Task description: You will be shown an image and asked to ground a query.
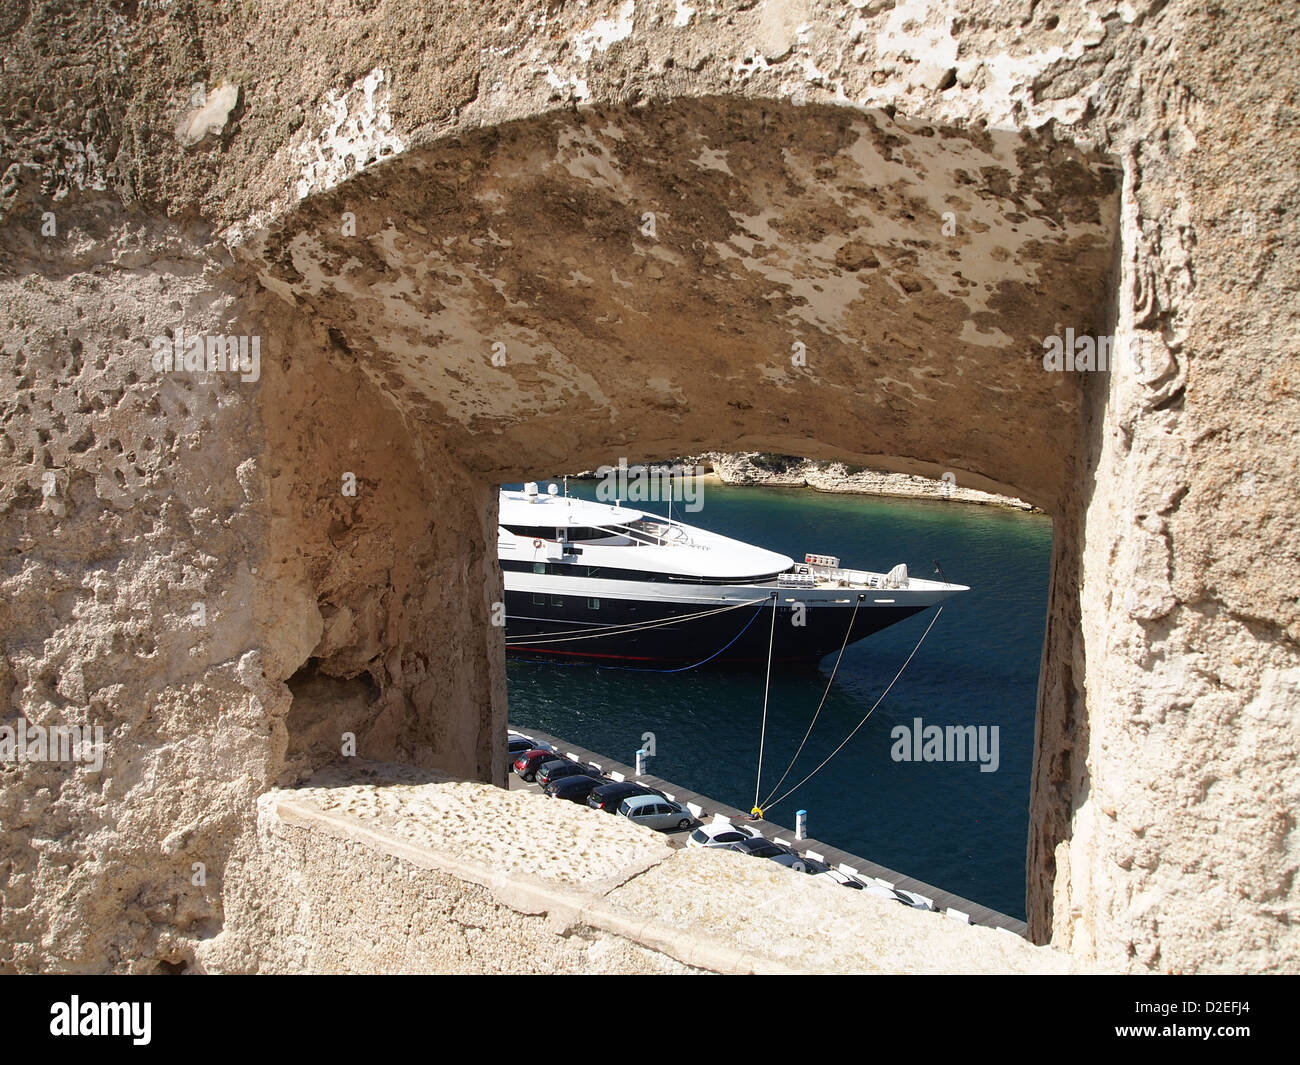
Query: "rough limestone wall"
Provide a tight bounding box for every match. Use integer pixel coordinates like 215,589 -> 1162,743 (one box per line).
256,290 -> 506,785
0,257 -> 505,971
0,0 -> 1295,974
198,764 -> 1080,975
1034,2 -> 1300,972
208,790 -> 700,975
0,206 -> 280,971
1027,378 -> 1099,952
240,94 -> 1116,506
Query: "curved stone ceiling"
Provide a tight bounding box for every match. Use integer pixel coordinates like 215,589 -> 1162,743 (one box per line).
245,97 -> 1120,507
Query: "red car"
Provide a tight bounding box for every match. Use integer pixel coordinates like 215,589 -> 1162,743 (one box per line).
514,748 -> 563,782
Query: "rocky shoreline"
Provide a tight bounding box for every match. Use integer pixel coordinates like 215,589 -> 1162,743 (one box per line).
578,453 -> 1036,512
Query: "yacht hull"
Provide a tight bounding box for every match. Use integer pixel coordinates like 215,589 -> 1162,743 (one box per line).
502,584 -> 932,668
496,483 -> 963,669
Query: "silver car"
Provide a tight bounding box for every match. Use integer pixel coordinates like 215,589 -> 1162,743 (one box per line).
618,793 -> 694,832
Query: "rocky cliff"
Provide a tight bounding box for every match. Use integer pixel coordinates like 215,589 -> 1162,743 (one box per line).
695,452 -> 1035,509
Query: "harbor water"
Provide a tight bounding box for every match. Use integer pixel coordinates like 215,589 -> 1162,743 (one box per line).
504,480 -> 1052,920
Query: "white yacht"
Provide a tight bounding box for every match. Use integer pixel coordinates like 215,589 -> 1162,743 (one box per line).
498,482 -> 966,668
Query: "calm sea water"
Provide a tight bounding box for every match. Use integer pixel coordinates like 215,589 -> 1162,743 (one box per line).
504,480 -> 1052,919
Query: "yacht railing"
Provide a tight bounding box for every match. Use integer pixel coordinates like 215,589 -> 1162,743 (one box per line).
778,561 -> 901,590
584,517 -> 707,550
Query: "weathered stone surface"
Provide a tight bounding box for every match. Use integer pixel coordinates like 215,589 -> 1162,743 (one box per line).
0,0 -> 1296,974
198,763 -> 1079,975
208,768 -> 701,975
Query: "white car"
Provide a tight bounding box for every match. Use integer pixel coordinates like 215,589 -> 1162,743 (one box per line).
686,821 -> 761,849
778,854 -> 867,888
768,851 -> 811,874
803,860 -> 867,889
864,883 -> 936,910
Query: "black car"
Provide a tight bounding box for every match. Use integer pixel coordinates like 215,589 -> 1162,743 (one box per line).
514,748 -> 562,781
535,758 -> 602,788
507,734 -> 545,769
586,780 -> 667,813
545,774 -> 613,802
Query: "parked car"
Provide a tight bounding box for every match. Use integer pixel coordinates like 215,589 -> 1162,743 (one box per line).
788,856 -> 866,888
864,883 -> 935,910
514,748 -> 563,782
586,780 -> 666,813
891,887 -> 937,910
780,855 -> 865,888
722,837 -> 790,863
535,758 -> 601,788
686,821 -> 762,849
724,838 -> 812,870
617,794 -> 694,832
819,869 -> 866,889
768,851 -> 812,874
544,775 -> 612,802
507,733 -> 547,769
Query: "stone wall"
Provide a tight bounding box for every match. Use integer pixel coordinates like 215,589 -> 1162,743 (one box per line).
199,762 -> 1077,975
1,0 -> 1296,973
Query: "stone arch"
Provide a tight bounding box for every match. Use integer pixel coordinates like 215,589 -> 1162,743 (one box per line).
249,98 -> 1118,504
2,0 -> 1295,976
235,97 -> 1119,940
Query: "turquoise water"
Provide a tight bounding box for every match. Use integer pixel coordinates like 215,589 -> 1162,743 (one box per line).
504,481 -> 1053,919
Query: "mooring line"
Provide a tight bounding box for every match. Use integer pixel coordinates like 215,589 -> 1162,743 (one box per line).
763,606 -> 944,814
752,592 -> 778,813
760,593 -> 864,809
610,597 -> 772,674
505,597 -> 756,645
510,597 -> 773,674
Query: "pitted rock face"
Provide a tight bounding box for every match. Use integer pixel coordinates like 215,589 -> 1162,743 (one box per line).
0,0 -> 1297,977
249,99 -> 1118,505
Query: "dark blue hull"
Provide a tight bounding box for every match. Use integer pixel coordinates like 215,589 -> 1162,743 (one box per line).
504,588 -> 928,669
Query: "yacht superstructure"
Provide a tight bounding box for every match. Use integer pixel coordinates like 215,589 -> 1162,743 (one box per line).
498,482 -> 965,667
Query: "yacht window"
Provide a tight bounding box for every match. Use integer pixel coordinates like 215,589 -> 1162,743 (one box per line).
587,598 -> 600,610
532,594 -> 546,606
533,563 -> 546,574
550,596 -> 564,606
